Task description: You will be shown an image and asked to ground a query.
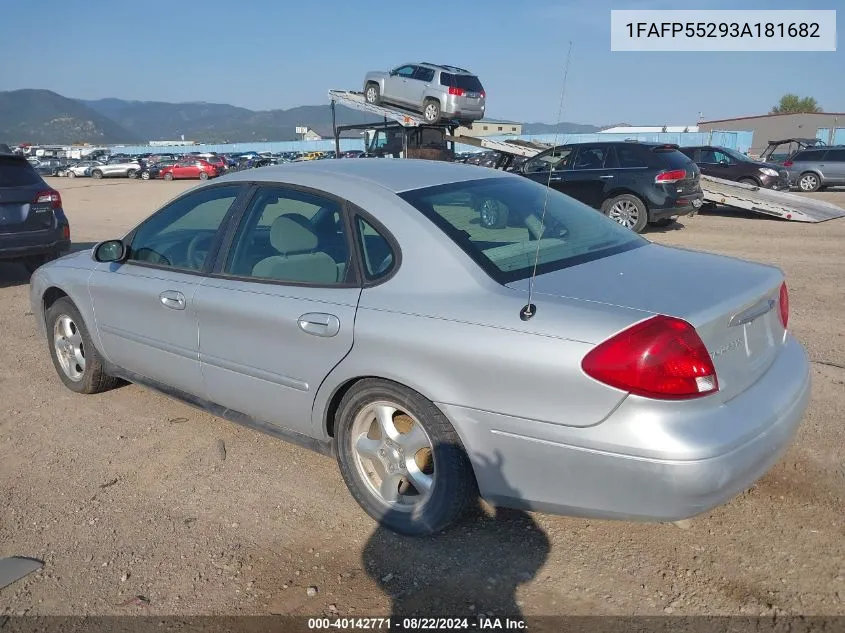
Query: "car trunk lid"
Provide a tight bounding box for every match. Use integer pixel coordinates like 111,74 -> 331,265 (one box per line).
506,243 -> 786,402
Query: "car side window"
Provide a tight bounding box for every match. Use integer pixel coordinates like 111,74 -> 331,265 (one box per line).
572,147 -> 609,170
224,186 -> 351,285
615,145 -> 649,168
824,149 -> 845,162
701,148 -> 733,164
414,67 -> 435,82
396,65 -> 416,78
127,185 -> 241,271
356,217 -> 395,280
523,147 -> 573,173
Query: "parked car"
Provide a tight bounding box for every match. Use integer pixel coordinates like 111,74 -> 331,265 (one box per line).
159,158 -> 219,181
364,62 -> 486,124
91,157 -> 142,179
203,155 -> 228,173
783,146 -> 845,192
512,141 -> 703,233
678,146 -> 789,190
64,160 -> 104,178
30,159 -> 810,536
0,151 -> 70,272
139,160 -> 177,180
759,138 -> 826,165
33,158 -> 68,177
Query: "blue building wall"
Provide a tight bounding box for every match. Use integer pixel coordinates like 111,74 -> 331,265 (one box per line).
112,129 -> 753,156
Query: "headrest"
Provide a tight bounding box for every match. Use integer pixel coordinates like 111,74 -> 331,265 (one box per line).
270,215 -> 318,254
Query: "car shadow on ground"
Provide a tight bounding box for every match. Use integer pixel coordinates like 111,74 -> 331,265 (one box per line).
0,242 -> 98,289
362,451 -> 550,623
697,205 -> 781,221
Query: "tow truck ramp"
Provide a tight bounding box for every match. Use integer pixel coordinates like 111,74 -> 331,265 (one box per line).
700,176 -> 845,223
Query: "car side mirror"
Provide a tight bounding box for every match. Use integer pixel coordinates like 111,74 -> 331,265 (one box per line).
93,239 -> 127,263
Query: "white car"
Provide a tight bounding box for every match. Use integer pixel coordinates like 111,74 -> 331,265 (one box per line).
64,160 -> 104,178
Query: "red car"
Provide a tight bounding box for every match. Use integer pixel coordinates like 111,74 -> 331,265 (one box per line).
160,158 -> 218,180
203,155 -> 227,172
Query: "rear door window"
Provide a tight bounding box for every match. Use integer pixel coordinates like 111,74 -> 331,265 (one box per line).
0,156 -> 42,187
614,144 -> 649,168
414,67 -> 435,82
792,150 -> 825,162
823,149 -> 845,162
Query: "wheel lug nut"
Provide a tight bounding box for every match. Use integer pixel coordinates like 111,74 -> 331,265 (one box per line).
379,449 -> 385,456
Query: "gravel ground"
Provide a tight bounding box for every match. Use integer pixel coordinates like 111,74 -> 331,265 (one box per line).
1,178 -> 843,618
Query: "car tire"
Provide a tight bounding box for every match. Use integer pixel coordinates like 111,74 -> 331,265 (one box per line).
335,378 -> 478,536
199,171 -> 209,180
798,172 -> 821,192
127,169 -> 137,179
91,170 -> 103,179
422,98 -> 441,124
164,172 -> 174,181
738,177 -> 759,187
45,297 -> 120,395
67,170 -> 76,178
601,194 -> 649,233
364,82 -> 381,105
478,198 -> 509,229
140,170 -> 150,180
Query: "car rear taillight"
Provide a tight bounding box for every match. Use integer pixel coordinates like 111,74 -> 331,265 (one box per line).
654,169 -> 688,184
62,224 -> 70,240
480,91 -> 486,98
34,189 -> 61,209
448,86 -> 466,97
779,282 -> 789,329
783,160 -> 794,167
581,315 -> 719,400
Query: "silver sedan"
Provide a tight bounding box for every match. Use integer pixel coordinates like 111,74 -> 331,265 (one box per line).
29,159 -> 811,536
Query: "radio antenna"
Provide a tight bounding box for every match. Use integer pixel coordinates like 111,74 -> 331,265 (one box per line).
520,41 -> 574,321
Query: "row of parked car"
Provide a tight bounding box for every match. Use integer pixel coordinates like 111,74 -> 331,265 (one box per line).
27,149 -> 381,182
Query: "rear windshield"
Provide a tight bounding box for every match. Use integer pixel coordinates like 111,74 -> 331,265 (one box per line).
440,73 -> 484,92
0,156 -> 43,187
398,176 -> 644,284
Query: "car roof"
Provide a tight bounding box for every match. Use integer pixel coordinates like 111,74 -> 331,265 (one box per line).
217,158 -> 510,193
416,62 -> 473,74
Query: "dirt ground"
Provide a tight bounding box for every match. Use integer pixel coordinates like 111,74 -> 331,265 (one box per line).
1,177 -> 843,618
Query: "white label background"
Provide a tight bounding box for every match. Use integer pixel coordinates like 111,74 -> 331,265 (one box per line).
610,10 -> 837,52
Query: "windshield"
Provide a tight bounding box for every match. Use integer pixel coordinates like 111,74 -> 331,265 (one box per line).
399,176 -> 645,284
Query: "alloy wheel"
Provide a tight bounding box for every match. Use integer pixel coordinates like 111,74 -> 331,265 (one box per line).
53,315 -> 86,382
607,199 -> 640,229
350,401 -> 435,511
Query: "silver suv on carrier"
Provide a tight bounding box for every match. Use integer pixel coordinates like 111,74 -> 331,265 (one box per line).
363,63 -> 486,125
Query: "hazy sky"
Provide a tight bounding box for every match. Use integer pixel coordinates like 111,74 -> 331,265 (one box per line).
0,0 -> 841,124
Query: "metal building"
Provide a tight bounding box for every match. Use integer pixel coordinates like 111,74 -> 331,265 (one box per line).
698,112 -> 845,156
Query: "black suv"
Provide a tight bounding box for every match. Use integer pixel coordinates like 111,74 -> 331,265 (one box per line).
0,151 -> 71,272
678,145 -> 789,190
512,141 -> 703,233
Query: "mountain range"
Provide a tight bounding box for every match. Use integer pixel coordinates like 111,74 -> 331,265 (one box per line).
0,88 -> 602,145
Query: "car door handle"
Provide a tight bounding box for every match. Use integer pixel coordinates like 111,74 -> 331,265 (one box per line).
548,175 -> 563,181
298,313 -> 340,338
159,290 -> 186,310
599,175 -> 614,179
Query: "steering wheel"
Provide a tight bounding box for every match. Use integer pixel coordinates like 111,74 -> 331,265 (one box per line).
186,233 -> 214,269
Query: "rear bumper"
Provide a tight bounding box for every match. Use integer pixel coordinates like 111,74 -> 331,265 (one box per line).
440,335 -> 811,522
0,230 -> 70,261
649,193 -> 704,221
